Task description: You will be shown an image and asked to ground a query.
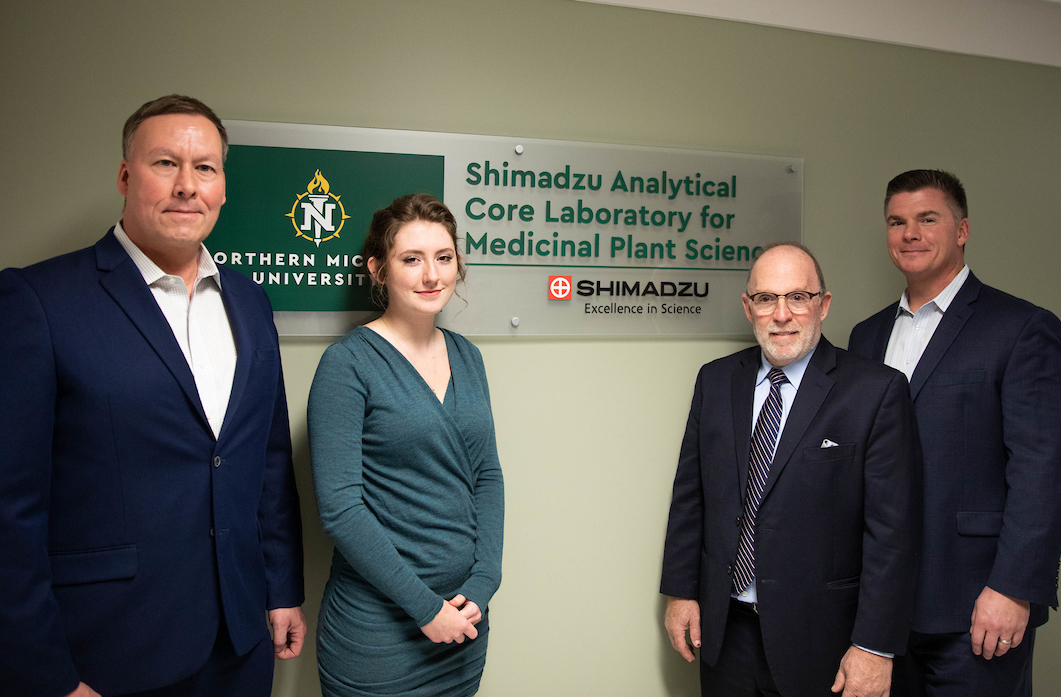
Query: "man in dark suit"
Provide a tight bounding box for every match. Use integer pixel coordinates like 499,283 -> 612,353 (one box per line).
0,95 -> 306,697
662,243 -> 922,697
849,170 -> 1061,696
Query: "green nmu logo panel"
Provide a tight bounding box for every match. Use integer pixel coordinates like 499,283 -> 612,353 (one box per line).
209,145 -> 444,312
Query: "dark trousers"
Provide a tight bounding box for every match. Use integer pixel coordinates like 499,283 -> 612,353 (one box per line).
117,621 -> 274,697
892,629 -> 1035,697
700,599 -> 782,697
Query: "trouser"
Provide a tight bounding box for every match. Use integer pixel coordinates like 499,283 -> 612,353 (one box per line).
117,619 -> 274,697
700,599 -> 782,697
892,628 -> 1035,697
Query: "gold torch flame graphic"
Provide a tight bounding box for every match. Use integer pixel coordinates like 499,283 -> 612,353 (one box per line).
307,169 -> 330,195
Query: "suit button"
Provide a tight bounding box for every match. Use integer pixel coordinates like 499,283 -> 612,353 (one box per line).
213,456 -> 221,468
209,527 -> 215,537
726,565 -> 732,575
735,516 -> 742,527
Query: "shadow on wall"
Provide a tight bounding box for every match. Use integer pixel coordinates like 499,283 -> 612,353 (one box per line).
272,419 -> 328,697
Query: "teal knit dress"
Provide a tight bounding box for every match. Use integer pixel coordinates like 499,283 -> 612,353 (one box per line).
309,327 -> 504,697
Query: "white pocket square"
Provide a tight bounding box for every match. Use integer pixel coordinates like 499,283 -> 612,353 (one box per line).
820,439 -> 840,448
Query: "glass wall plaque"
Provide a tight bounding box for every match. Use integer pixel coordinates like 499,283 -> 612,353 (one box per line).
213,121 -> 802,336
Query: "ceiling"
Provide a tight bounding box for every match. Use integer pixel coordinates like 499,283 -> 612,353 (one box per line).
574,0 -> 1061,68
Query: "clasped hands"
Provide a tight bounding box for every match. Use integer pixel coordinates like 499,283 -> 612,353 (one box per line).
421,594 -> 482,644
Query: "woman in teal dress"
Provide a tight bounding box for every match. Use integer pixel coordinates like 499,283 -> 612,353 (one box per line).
309,194 -> 504,697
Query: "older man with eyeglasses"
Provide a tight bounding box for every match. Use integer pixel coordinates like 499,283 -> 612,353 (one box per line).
661,242 -> 923,697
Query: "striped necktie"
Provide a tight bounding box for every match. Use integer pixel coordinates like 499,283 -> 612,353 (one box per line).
733,367 -> 789,594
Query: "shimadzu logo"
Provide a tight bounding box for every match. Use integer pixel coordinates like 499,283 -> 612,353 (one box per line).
284,170 -> 351,247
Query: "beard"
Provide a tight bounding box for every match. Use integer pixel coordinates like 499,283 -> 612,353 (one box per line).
753,321 -> 821,367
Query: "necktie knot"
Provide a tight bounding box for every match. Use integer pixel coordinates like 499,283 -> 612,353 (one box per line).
767,367 -> 788,388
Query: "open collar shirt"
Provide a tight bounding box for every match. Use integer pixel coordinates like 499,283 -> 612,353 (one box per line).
885,265 -> 970,381
114,221 -> 237,439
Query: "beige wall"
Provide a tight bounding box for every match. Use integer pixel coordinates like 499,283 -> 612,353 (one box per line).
2,1 -> 1059,695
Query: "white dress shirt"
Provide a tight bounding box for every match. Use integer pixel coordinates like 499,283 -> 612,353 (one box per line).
885,265 -> 970,380
113,222 -> 237,438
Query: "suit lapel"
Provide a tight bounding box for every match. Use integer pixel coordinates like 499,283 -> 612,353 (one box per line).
219,267 -> 254,440
760,337 -> 837,502
732,349 -> 760,501
907,274 -> 980,401
869,304 -> 898,362
95,230 -> 210,429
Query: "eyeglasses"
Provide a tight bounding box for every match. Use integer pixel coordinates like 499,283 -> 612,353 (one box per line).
746,291 -> 821,314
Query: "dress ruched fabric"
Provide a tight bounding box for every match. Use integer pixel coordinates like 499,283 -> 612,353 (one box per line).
309,326 -> 504,697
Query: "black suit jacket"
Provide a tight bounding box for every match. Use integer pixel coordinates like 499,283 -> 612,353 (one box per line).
849,272 -> 1061,633
0,230 -> 305,696
661,337 -> 922,697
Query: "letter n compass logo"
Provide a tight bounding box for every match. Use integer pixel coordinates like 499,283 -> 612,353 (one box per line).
285,170 -> 351,247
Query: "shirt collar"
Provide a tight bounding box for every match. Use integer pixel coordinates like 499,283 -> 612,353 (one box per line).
757,342 -> 817,392
895,265 -> 969,318
113,220 -> 222,290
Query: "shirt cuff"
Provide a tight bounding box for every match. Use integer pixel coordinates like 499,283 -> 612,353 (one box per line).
854,644 -> 894,659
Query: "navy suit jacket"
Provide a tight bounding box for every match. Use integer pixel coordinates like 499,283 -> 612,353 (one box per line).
0,230 -> 305,696
661,337 -> 922,697
849,272 -> 1061,633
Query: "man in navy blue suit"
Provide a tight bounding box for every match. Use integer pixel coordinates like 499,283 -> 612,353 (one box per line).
849,170 -> 1061,696
0,96 -> 306,696
662,243 -> 922,697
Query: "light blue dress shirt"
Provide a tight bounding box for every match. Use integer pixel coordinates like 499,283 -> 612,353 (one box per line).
732,345 -> 816,604
732,342 -> 894,658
